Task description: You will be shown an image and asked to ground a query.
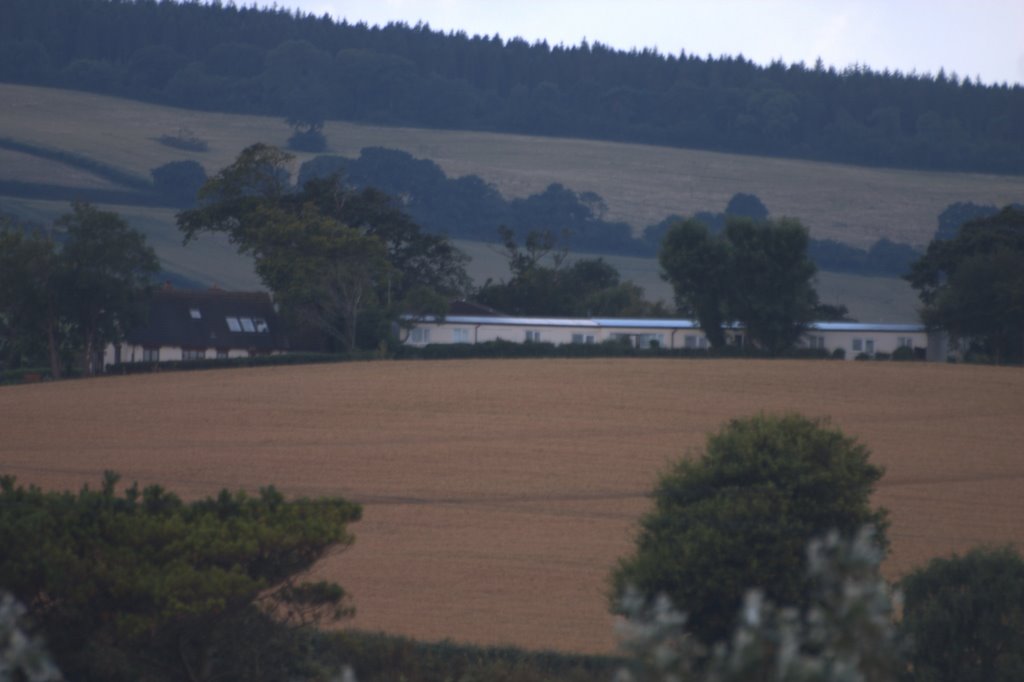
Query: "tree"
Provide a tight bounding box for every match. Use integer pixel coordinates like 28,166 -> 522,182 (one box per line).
1,205 -> 158,377
0,472 -> 361,682
658,219 -> 732,348
900,546 -> 1024,682
659,216 -> 819,353
151,160 -> 207,207
610,413 -> 888,647
906,206 -> 1024,363
616,528 -> 903,682
179,144 -> 470,351
726,217 -> 819,354
0,226 -> 63,376
476,227 -> 665,317
56,202 -> 160,375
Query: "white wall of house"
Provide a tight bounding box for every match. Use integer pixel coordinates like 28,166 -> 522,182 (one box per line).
104,343 -> 269,367
403,316 -> 928,359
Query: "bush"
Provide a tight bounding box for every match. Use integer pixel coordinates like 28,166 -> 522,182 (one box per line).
900,546 -> 1024,682
287,128 -> 328,152
610,413 -> 888,646
892,345 -> 915,361
156,128 -> 209,152
831,347 -> 846,360
616,528 -> 904,682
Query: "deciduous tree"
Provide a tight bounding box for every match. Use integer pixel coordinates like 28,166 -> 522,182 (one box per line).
610,414 -> 888,647
906,206 -> 1024,363
659,216 -> 819,353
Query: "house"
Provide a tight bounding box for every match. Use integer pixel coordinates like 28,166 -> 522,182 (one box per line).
400,313 -> 930,359
104,288 -> 286,368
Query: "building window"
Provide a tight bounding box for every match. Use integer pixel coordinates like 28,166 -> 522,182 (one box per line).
865,339 -> 875,354
182,349 -> 206,361
409,328 -> 430,344
253,318 -> 269,333
216,349 -> 229,359
852,338 -> 863,352
807,335 -> 825,349
571,333 -> 596,344
637,333 -> 663,349
525,330 -> 541,342
685,335 -> 707,349
142,347 -> 159,362
226,317 -> 242,332
898,336 -> 913,348
189,307 -> 202,319
239,317 -> 256,332
452,328 -> 470,343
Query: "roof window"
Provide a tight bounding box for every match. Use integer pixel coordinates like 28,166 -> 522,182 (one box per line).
226,317 -> 242,332
189,308 -> 202,319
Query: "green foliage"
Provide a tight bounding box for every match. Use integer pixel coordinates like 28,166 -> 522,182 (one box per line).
616,528 -> 904,682
611,414 -> 888,647
156,128 -> 209,152
5,0 -> 1023,174
318,631 -> 619,682
56,202 -> 160,374
0,591 -> 63,681
150,159 -> 207,207
659,217 -> 820,353
0,473 -> 361,682
179,144 -> 470,351
475,227 -> 667,317
906,206 -> 1024,363
900,546 -> 1024,682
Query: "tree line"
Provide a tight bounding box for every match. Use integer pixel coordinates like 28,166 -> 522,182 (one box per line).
2,0 -> 1023,174
300,147 -> 924,278
3,148 -> 1020,376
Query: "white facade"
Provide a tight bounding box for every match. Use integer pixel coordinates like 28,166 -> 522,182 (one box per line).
402,315 -> 928,359
103,343 -> 262,367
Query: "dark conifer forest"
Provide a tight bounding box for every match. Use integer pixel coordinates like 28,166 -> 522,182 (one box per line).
2,0 -> 1023,175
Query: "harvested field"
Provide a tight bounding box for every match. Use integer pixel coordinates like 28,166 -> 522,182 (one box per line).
2,358 -> 1023,654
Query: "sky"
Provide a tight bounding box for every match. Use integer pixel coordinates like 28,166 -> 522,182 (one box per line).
267,0 -> 1024,87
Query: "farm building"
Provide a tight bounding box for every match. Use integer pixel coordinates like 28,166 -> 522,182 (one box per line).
104,288 -> 286,367
400,313 -> 930,359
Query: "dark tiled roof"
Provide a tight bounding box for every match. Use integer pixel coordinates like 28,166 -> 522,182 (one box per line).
127,289 -> 286,352
448,299 -> 506,316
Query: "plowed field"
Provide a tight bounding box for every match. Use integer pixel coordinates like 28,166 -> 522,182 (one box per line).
2,359 -> 1023,654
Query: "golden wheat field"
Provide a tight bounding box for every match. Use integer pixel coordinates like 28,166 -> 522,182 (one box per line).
2,359 -> 1023,654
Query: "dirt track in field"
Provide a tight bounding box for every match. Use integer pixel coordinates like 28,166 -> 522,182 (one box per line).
2,359 -> 1023,654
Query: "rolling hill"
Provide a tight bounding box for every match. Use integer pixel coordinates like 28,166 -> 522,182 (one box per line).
3,82 -> 1022,319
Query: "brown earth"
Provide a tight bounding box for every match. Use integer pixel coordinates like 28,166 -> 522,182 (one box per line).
2,359 -> 1023,654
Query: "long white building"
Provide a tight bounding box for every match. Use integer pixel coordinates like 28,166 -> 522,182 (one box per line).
401,314 -> 933,359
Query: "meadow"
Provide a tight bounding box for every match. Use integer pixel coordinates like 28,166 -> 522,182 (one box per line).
2,358 -> 1022,654
7,82 -> 1020,320
3,83 -> 1023,249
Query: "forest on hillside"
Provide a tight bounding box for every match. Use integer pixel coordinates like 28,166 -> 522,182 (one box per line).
2,0 -> 1023,175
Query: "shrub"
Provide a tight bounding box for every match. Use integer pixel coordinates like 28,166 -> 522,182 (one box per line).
900,546 -> 1024,682
616,528 -> 904,682
287,128 -> 328,152
831,347 -> 846,360
157,128 -> 209,152
892,345 -> 915,361
610,413 -> 888,646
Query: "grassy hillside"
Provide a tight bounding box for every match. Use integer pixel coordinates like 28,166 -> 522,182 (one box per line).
3,359 -> 1023,653
2,82 -> 1014,319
